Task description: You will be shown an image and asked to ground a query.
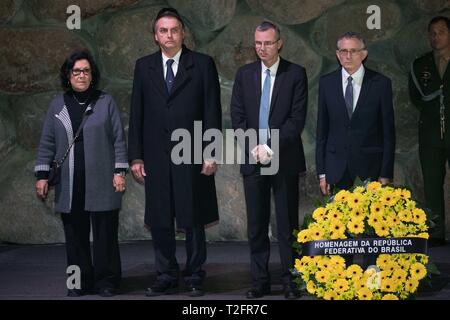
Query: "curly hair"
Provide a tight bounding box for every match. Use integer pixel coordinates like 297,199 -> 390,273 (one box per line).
59,49 -> 100,90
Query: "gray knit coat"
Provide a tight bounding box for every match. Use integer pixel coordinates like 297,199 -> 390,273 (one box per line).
35,92 -> 128,213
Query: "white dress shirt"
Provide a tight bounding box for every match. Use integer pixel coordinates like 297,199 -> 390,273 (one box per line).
261,57 -> 280,107
341,64 -> 365,111
258,57 -> 280,156
162,49 -> 182,79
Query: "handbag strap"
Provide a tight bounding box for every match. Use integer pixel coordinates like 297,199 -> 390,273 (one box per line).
55,99 -> 97,166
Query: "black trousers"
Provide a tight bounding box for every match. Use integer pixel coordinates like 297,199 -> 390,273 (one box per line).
150,226 -> 206,286
419,142 -> 450,240
150,165 -> 207,287
243,171 -> 299,289
61,210 -> 121,292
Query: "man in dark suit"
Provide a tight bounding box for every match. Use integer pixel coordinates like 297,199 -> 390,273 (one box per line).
128,8 -> 221,297
230,21 -> 307,299
409,16 -> 450,247
316,32 -> 395,194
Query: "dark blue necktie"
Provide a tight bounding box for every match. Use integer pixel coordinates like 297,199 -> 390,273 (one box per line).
166,59 -> 175,93
259,69 -> 271,144
345,75 -> 353,119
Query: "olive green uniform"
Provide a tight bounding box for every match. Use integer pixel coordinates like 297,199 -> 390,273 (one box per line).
409,51 -> 450,242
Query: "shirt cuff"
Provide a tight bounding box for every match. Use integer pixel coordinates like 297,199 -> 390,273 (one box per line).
262,144 -> 274,156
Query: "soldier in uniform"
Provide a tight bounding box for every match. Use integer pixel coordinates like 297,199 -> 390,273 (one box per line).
409,16 -> 450,247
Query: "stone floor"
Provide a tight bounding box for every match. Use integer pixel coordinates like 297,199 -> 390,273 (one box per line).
0,241 -> 449,300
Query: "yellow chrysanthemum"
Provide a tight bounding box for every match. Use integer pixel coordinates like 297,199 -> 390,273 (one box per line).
316,270 -> 331,283
400,189 -> 411,200
347,219 -> 364,234
381,278 -> 396,293
327,209 -> 341,221
329,256 -> 346,268
295,258 -> 306,273
382,294 -> 399,300
379,191 -> 399,207
354,278 -> 367,291
410,263 -> 427,280
405,278 -> 419,293
347,193 -> 364,209
309,225 -> 325,240
333,279 -> 349,293
392,269 -> 407,283
368,212 -> 383,227
354,186 -> 365,194
297,229 -> 310,243
367,181 -> 382,191
398,209 -> 412,222
334,190 -> 349,202
330,230 -> 346,240
370,203 -> 384,215
350,207 -> 366,220
317,257 -> 330,269
346,264 -> 363,278
323,290 -> 339,300
374,221 -> 390,237
357,288 -> 373,300
306,281 -> 316,294
386,214 -> 400,226
376,254 -> 392,268
412,208 -> 427,225
313,207 -> 326,222
330,220 -> 346,235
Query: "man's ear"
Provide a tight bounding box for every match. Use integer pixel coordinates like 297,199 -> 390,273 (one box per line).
277,38 -> 283,51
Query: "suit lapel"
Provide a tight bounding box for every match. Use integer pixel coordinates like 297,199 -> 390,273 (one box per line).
253,62 -> 262,112
334,68 -> 349,122
269,58 -> 286,119
352,67 -> 374,120
148,52 -> 168,99
169,46 -> 193,99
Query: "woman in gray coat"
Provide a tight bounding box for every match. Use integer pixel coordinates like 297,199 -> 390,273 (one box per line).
35,50 -> 128,297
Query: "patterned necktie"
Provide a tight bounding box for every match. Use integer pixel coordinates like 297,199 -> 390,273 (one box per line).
345,75 -> 353,119
259,69 -> 271,144
166,59 -> 175,93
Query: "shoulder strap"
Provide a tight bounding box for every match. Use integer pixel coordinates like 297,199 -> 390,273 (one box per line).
55,96 -> 99,166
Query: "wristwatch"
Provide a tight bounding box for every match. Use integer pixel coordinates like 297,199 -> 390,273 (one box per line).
114,171 -> 126,178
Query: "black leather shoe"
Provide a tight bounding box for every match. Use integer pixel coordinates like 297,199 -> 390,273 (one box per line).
187,286 -> 204,297
98,288 -> 116,297
246,287 -> 271,299
145,281 -> 178,297
284,287 -> 301,300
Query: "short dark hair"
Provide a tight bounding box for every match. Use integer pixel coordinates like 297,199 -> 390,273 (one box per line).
256,21 -> 281,40
153,7 -> 185,33
60,49 -> 100,90
428,16 -> 450,32
337,31 -> 367,50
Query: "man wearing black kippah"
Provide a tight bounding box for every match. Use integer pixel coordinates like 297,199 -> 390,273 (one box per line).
128,7 -> 222,297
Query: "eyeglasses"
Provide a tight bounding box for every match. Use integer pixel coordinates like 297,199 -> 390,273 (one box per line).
255,40 -> 279,48
71,68 -> 91,76
337,48 -> 366,56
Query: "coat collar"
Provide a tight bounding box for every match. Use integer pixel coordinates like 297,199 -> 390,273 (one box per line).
148,45 -> 194,99
252,57 -> 288,119
333,66 -> 376,122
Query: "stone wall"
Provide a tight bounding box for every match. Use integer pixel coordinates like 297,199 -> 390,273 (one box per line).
0,0 -> 449,244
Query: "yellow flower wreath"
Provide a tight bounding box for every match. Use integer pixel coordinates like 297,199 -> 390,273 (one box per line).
293,181 -> 434,300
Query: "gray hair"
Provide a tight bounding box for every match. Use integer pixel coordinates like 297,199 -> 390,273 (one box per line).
336,31 -> 366,50
256,21 -> 281,40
